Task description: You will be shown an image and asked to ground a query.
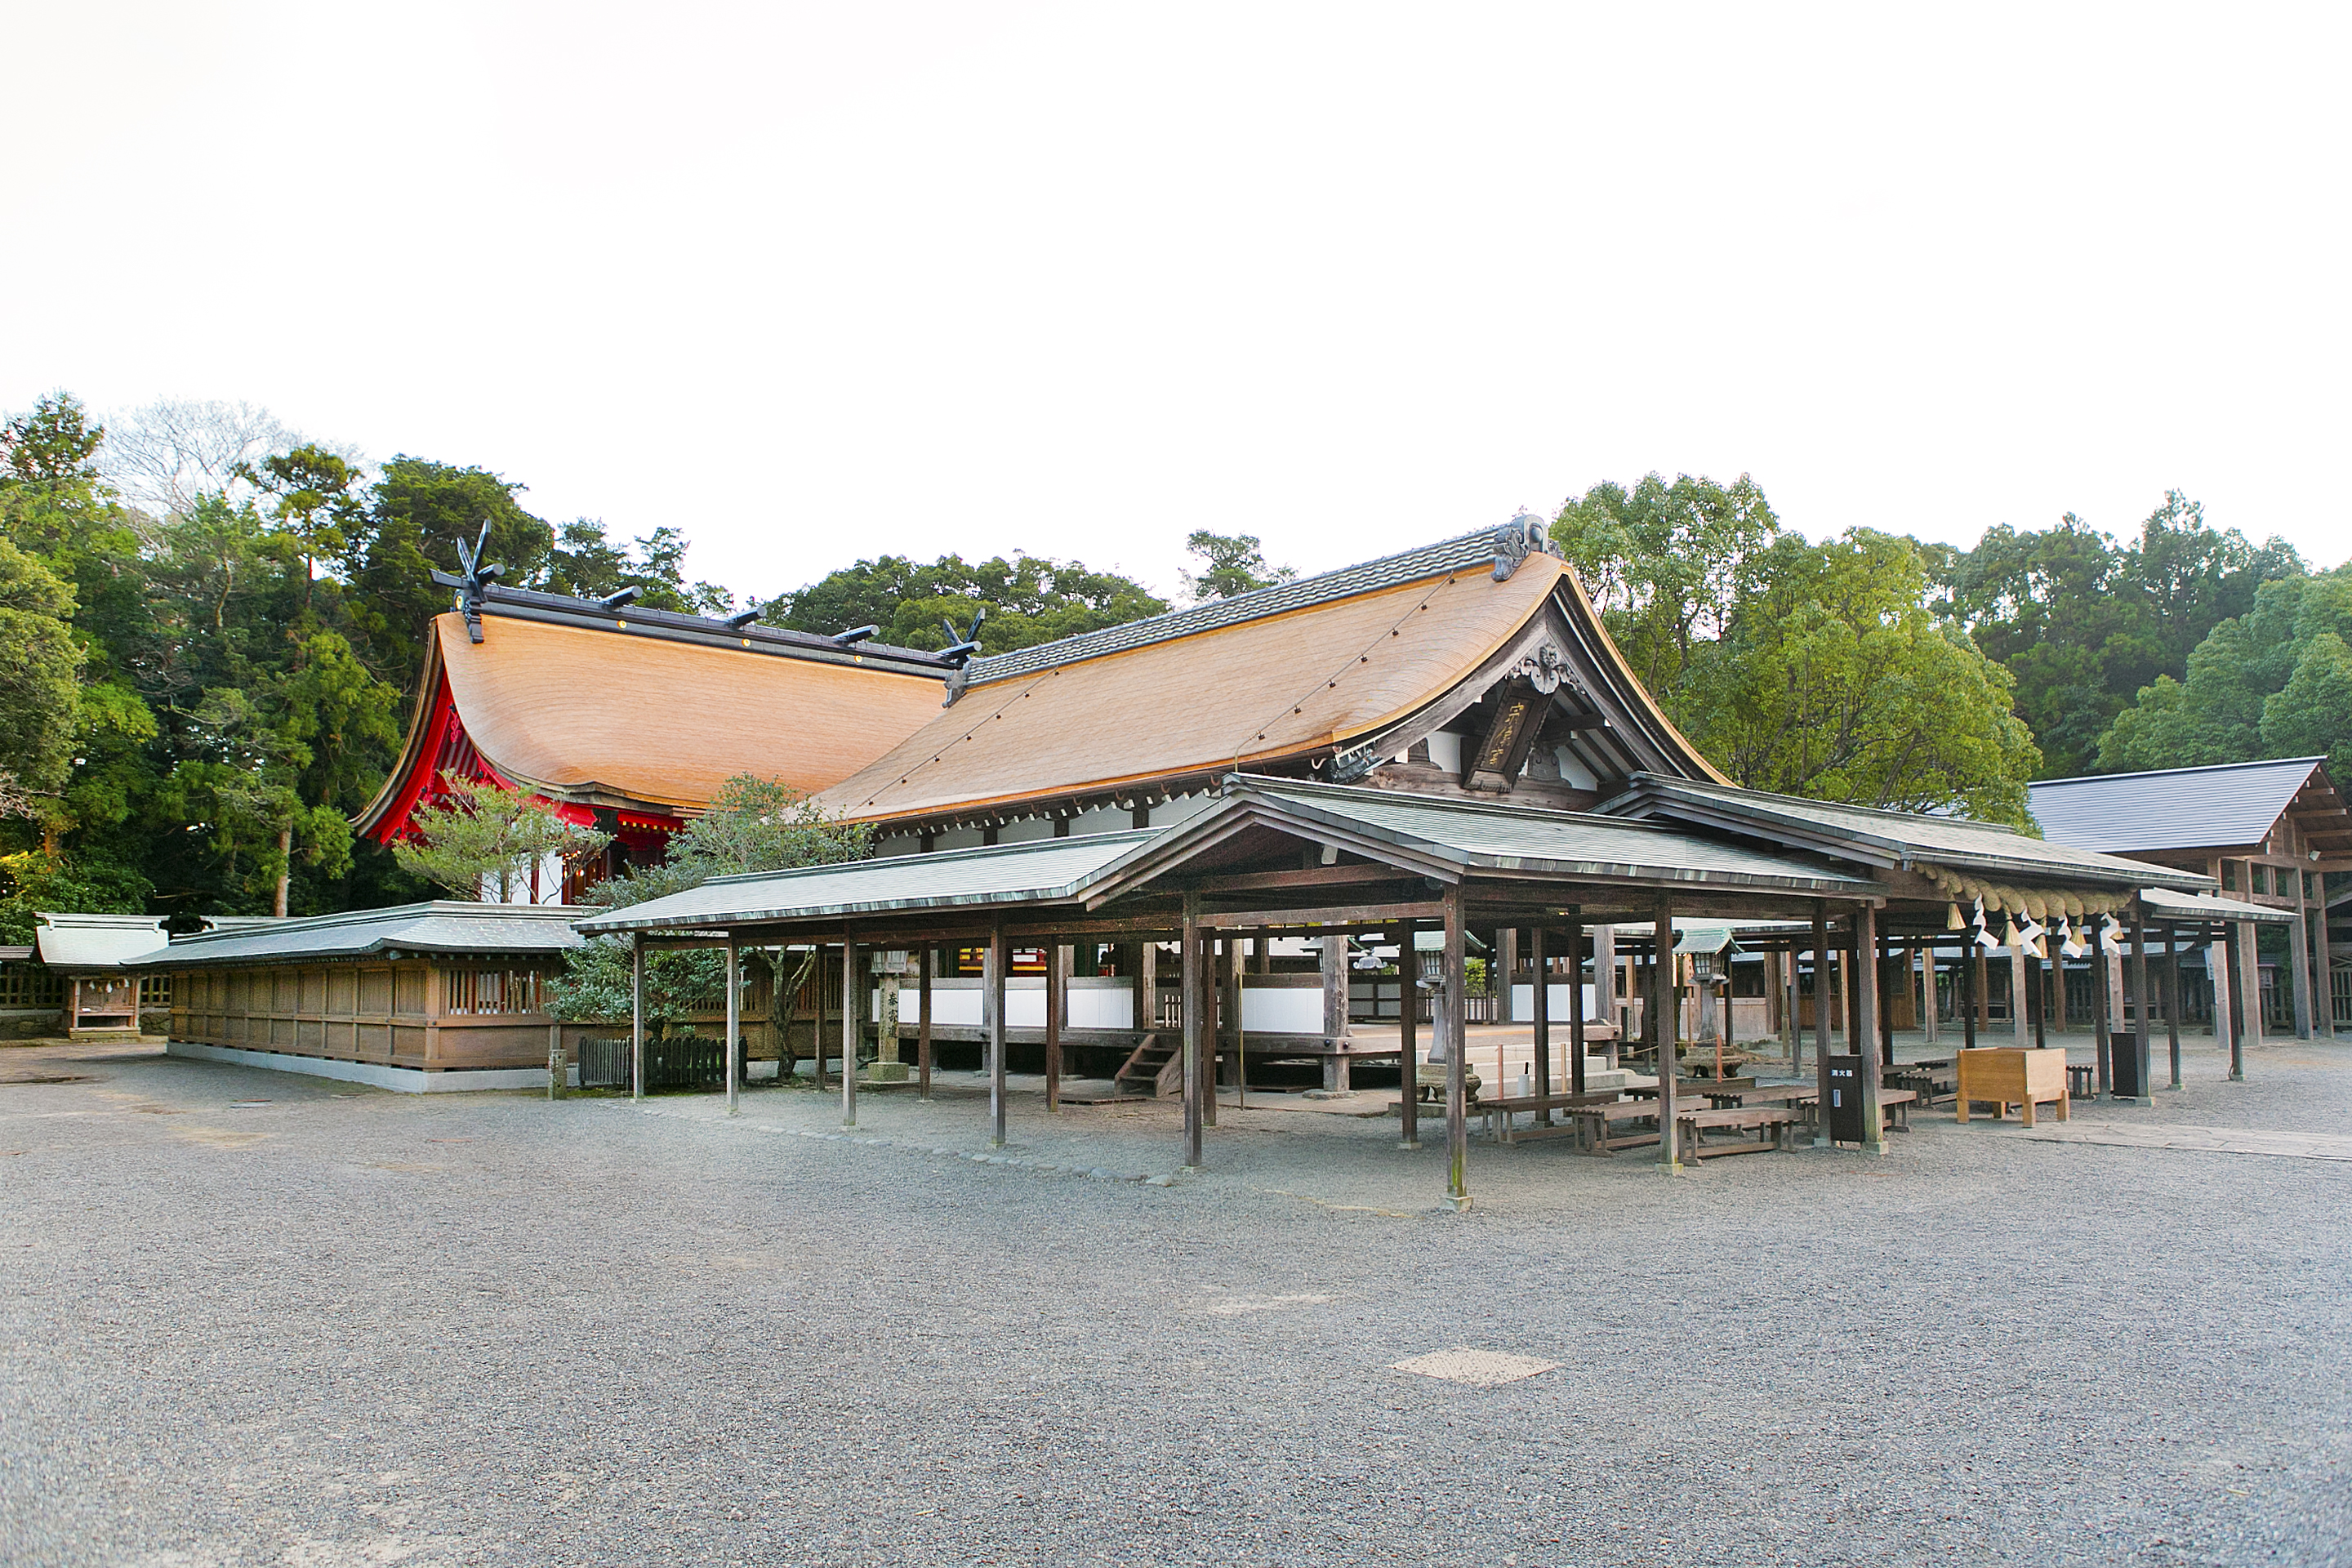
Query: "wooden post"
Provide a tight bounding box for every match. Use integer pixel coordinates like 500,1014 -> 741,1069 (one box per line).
2029,947 -> 2047,1052
630,932 -> 644,1102
1181,899 -> 1203,1168
724,938 -> 742,1117
840,930 -> 859,1128
1499,927 -> 1519,1024
1877,929 -> 1895,1069
1045,939 -> 1064,1113
1202,933 -> 1221,1128
2222,924 -> 2247,1080
2289,893 -> 2314,1040
987,923 -> 1009,1145
1395,921 -> 1419,1152
917,946 -> 933,1099
813,942 -> 829,1091
1961,939 -> 1976,1052
1443,883 -> 1470,1209
1975,947 -> 1990,1031
1530,924 -> 1550,1111
1811,907 -> 1831,1143
2129,903 -> 2152,1102
1319,929 -> 1351,1093
2092,931 -> 2113,1096
1592,921 -> 1617,1066
1921,944 -> 1939,1045
1566,914 -> 1587,1098
1653,896 -> 1680,1173
2009,940 -> 2031,1049
2315,882 -> 2337,1040
2235,919 -> 2264,1054
2160,924 -> 2181,1089
1855,902 -> 1885,1156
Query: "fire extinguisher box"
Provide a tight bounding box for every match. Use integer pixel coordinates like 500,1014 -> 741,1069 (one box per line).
1825,1054 -> 1868,1143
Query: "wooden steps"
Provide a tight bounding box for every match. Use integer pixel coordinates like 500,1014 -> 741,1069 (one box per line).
1112,1033 -> 1180,1098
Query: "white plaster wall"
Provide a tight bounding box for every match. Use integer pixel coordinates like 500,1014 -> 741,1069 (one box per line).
874,834 -> 921,858
1067,984 -> 1134,1030
996,818 -> 1056,845
1069,805 -> 1133,836
1511,983 -> 1601,1019
931,826 -> 987,852
1240,985 -> 1323,1034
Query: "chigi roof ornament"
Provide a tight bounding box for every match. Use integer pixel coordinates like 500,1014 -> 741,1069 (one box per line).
1491,510 -> 1555,581
448,522 -> 506,644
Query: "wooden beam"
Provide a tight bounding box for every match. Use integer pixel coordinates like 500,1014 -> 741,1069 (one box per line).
1178,862 -> 1415,895
1196,899 -> 1447,930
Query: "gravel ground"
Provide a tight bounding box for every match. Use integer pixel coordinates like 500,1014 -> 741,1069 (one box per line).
2,1031 -> 2347,1567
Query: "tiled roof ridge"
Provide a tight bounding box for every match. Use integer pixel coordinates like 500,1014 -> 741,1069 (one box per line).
2029,756 -> 2328,790
693,829 -> 1162,889
164,899 -> 586,947
963,525 -> 1537,686
1627,773 -> 2035,838
470,583 -> 953,671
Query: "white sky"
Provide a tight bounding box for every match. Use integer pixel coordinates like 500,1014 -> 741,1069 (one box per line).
5,2 -> 2346,604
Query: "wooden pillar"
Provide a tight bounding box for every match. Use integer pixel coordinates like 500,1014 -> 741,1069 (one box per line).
1855,902 -> 1885,1156
2235,919 -> 2264,1053
1394,921 -> 1420,1151
840,930 -> 859,1128
2128,904 -> 2152,1102
1045,939 -> 1064,1113
1974,948 -> 1990,1031
987,923 -> 1009,1146
1499,927 -> 1519,1023
812,942 -> 829,1090
2092,931 -> 2113,1096
1653,896 -> 1681,1173
2289,896 -> 2314,1040
1222,936 -> 1244,1093
1138,938 -> 1158,1035
2009,940 -> 2031,1049
1320,929 -> 1351,1091
917,947 -> 933,1099
2222,924 -> 2247,1081
1811,909 -> 1832,1139
2163,925 -> 2183,1089
1842,928 -> 1861,1050
629,932 -> 644,1102
2029,947 -> 2047,1052
1566,915 -> 1587,1098
1592,922 -> 1617,1064
724,939 -> 742,1117
2317,884 -> 2338,1040
1443,883 -> 1470,1209
1530,924 -> 1550,1107
1920,944 -> 1939,1045
1961,939 -> 1976,1052
1877,929 -> 1895,1068
1181,900 -> 1203,1168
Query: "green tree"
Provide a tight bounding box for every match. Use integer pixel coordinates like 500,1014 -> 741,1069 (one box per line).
2098,561 -> 2352,775
393,775 -> 611,904
2260,633 -> 2352,775
1686,531 -> 2041,822
345,457 -> 554,689
1552,474 -> 1781,701
534,519 -> 734,614
238,443 -> 367,607
1180,530 -> 1295,602
547,776 -> 871,1050
764,552 -> 1168,656
0,536 -> 84,808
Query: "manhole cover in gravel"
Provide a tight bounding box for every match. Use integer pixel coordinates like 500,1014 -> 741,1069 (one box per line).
1392,1348 -> 1559,1387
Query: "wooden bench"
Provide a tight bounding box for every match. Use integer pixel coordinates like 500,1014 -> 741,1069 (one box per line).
1955,1047 -> 2069,1128
1674,1105 -> 1802,1159
1477,1089 -> 1626,1143
1571,1100 -> 1665,1156
1877,1086 -> 1917,1131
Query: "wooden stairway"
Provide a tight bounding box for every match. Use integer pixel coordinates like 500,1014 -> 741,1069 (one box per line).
1111,1033 -> 1182,1098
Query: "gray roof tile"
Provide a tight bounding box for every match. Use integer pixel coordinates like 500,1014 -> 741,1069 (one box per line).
132,902 -> 587,968
2027,758 -> 2327,854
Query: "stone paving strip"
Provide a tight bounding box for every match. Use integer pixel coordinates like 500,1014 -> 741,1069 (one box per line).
2013,1119 -> 2352,1161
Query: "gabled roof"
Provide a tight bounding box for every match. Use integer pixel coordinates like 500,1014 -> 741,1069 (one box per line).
813,527 -> 1721,829
356,603 -> 952,838
2026,757 -> 2335,854
130,902 -> 586,969
580,777 -> 1877,936
1597,774 -> 2212,892
34,913 -> 170,971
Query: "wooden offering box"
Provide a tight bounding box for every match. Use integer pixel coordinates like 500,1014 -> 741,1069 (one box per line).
1954,1047 -> 2069,1127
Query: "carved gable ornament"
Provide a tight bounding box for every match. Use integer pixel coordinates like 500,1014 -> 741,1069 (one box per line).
1490,512 -> 1557,581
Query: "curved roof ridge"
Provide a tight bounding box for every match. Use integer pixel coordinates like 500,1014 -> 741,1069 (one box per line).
963,525 -> 1530,685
